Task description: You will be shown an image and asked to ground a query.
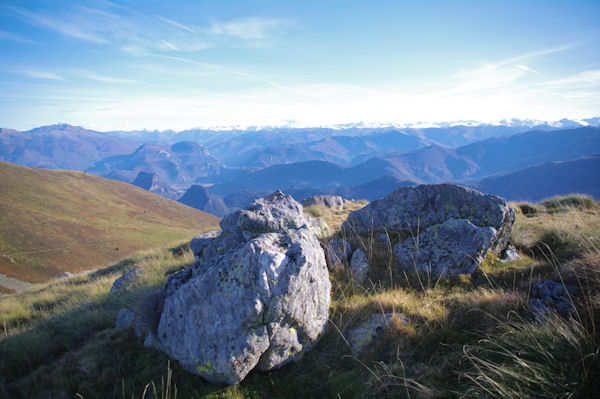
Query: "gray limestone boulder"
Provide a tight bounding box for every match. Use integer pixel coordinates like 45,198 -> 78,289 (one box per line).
149,191 -> 331,385
325,239 -> 352,268
350,248 -> 370,283
109,268 -> 146,295
393,218 -> 497,277
342,184 -> 515,255
302,195 -> 344,210
190,230 -> 221,259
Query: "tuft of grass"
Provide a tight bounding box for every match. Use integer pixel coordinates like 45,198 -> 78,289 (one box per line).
460,315 -> 599,399
540,194 -> 598,213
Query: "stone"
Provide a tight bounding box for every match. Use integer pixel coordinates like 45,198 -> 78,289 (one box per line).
109,268 -> 146,295
393,218 -> 497,277
500,244 -> 521,263
190,230 -> 221,259
301,195 -> 344,210
115,308 -> 136,330
347,313 -> 408,354
342,184 -> 515,255
56,272 -> 73,279
350,248 -> 370,283
325,239 -> 352,268
151,191 -> 331,385
308,217 -> 331,238
529,280 -> 577,318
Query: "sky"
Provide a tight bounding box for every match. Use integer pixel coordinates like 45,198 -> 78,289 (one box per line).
0,0 -> 599,131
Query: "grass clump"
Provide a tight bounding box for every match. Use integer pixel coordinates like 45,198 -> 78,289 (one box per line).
461,315 -> 599,399
541,194 -> 598,213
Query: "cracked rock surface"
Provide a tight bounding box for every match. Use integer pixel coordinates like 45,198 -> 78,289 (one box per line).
150,191 -> 331,385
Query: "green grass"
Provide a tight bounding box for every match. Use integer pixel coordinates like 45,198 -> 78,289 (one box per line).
0,161 -> 219,283
0,195 -> 598,398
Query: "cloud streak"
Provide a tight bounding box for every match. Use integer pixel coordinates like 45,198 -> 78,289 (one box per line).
209,17 -> 289,40
0,30 -> 38,44
16,69 -> 65,81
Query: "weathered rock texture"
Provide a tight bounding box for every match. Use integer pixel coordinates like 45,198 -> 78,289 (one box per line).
148,191 -> 331,385
301,195 -> 344,210
347,313 -> 408,354
342,184 -> 515,254
342,184 -> 516,277
394,218 -> 496,276
325,239 -> 352,268
529,280 -> 577,318
190,230 -> 221,260
350,248 -> 370,283
109,268 -> 146,295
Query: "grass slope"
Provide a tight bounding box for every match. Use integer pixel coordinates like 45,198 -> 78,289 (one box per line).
0,195 -> 598,398
0,161 -> 219,283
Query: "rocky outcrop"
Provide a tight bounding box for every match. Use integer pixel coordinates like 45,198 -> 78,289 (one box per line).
342,184 -> 516,277
325,239 -> 352,268
342,184 -> 515,255
307,217 -> 331,238
394,219 -> 496,276
116,308 -> 136,330
301,195 -> 344,210
109,268 -> 146,295
190,230 -> 221,260
178,185 -> 230,217
145,191 -> 330,385
132,171 -> 183,201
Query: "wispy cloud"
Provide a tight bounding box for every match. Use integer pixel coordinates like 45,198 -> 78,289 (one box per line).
155,16 -> 195,33
209,17 -> 289,40
543,69 -> 600,88
16,69 -> 65,81
0,30 -> 38,44
516,64 -> 539,74
74,70 -> 142,84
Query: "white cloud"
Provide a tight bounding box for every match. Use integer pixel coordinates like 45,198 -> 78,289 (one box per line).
516,64 -> 539,74
0,30 -> 39,44
74,70 -> 143,84
17,69 -> 65,81
155,16 -> 195,33
209,17 -> 288,40
544,69 -> 600,88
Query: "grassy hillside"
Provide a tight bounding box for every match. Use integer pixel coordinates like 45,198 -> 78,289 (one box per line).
0,194 -> 597,398
0,161 -> 219,284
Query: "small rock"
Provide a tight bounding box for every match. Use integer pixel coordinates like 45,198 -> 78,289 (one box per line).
302,195 -> 344,210
500,244 -> 521,263
190,230 -> 221,259
308,217 -> 331,238
529,280 -> 577,318
56,272 -> 73,279
115,308 -> 136,329
348,313 -> 407,354
325,239 -> 352,268
109,268 -> 146,295
350,248 -> 370,283
393,218 -> 496,277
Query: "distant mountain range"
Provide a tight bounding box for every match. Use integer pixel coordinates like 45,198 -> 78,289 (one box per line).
1,120 -> 599,216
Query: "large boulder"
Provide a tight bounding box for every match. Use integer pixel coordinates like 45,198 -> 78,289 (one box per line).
109,268 -> 146,295
301,195 -> 344,210
393,218 -> 496,276
190,230 -> 221,260
148,191 -> 331,385
325,239 -> 352,268
342,184 -> 515,255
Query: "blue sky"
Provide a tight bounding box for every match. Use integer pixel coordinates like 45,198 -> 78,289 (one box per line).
1,0 -> 599,131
